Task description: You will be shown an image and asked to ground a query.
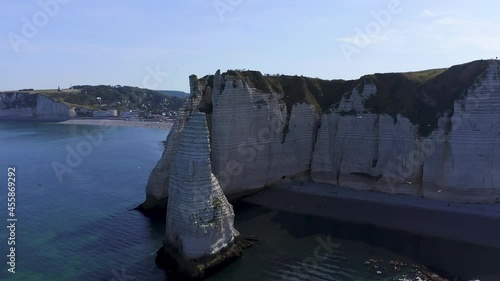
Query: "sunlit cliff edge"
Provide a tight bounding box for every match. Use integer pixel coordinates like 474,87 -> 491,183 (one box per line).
142,59 -> 500,210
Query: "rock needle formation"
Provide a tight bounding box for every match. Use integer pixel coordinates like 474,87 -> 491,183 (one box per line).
156,112 -> 241,280
142,75 -> 208,210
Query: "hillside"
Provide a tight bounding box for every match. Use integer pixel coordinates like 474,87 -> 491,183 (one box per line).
3,85 -> 187,114
157,90 -> 189,98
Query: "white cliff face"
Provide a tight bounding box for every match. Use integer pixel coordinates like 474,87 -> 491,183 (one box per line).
210,73 -> 319,198
312,113 -> 422,195
143,71 -> 320,208
36,95 -> 74,119
143,76 -> 207,208
267,102 -> 320,183
312,83 -> 422,196
165,112 -> 239,259
0,93 -> 72,119
145,63 -> 500,208
423,64 -> 500,202
312,64 -> 500,202
336,82 -> 377,113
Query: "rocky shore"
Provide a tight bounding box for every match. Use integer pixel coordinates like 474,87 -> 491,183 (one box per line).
0,117 -> 174,130
155,242 -> 242,281
55,118 -> 174,130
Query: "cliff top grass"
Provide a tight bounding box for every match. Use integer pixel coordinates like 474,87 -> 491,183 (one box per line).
222,70 -> 359,115
217,59 -> 494,136
403,68 -> 448,84
364,60 -> 491,135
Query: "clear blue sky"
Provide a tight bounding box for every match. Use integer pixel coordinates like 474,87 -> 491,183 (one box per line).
2,0 -> 499,92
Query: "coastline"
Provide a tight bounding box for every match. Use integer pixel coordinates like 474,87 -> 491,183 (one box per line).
243,180 -> 500,250
1,118 -> 174,130
56,118 -> 174,130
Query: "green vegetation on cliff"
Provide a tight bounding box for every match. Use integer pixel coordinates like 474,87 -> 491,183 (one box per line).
220,60 -> 492,137
363,60 -> 490,136
6,85 -> 186,113
223,70 -> 358,115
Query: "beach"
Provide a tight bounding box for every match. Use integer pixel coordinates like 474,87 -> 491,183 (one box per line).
243,180 -> 500,250
55,118 -> 174,130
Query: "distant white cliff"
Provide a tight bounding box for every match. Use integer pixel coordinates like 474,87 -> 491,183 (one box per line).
0,93 -> 74,120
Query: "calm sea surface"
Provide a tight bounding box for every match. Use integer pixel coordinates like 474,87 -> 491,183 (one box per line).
0,122 -> 499,281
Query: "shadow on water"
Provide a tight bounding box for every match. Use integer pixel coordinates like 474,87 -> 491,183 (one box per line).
134,201 -> 500,280
233,201 -> 500,280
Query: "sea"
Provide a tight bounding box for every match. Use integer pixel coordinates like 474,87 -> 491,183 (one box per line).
0,122 -> 499,281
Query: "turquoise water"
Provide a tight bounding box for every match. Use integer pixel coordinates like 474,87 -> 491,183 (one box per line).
0,122 -> 499,281
0,122 -> 168,281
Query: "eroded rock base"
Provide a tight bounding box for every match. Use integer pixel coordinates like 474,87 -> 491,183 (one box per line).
155,241 -> 242,281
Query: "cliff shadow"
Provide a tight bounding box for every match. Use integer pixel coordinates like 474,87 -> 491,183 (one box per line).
236,201 -> 500,280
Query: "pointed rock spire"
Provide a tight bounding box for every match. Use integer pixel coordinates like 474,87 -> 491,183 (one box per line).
156,111 -> 241,280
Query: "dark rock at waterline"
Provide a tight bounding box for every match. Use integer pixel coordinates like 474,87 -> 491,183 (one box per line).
363,259 -> 468,281
244,235 -> 259,242
237,235 -> 259,249
134,203 -> 166,219
155,241 -> 242,281
139,195 -> 169,212
155,235 -> 256,280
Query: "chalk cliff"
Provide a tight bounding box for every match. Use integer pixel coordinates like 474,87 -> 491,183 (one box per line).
142,76 -> 211,209
143,60 -> 500,209
0,92 -> 74,120
312,62 -> 500,202
210,71 -> 320,199
423,64 -> 500,202
157,112 -> 241,280
311,82 -> 423,197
